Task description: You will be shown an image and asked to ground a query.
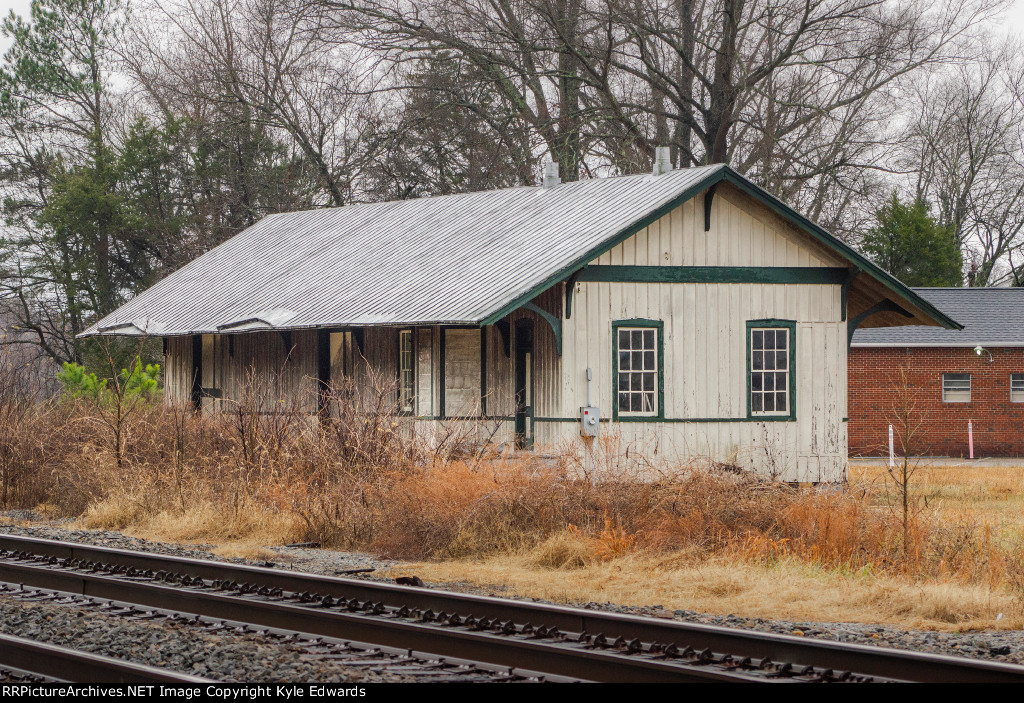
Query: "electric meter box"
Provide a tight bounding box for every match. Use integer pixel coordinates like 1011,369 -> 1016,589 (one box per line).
580,406 -> 600,437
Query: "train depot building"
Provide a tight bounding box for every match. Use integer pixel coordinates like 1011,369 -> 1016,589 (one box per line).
83,158 -> 959,482
850,287 -> 1024,458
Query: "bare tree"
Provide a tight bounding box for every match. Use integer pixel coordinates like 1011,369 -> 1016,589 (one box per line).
324,0 -> 1003,224
903,44 -> 1024,285
157,0 -> 542,200
588,0 -> 1002,189
887,364 -> 926,553
128,0 -> 373,207
320,0 -> 594,181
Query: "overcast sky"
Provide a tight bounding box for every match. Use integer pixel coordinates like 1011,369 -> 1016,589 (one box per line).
2,0 -> 1024,70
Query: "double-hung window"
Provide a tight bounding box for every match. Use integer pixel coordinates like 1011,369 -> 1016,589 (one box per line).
1011,373 -> 1024,403
747,321 -> 795,420
613,320 -> 663,419
398,329 -> 415,413
942,373 -> 971,403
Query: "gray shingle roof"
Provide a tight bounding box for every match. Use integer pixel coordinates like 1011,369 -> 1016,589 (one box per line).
852,288 -> 1024,346
81,164 -> 959,337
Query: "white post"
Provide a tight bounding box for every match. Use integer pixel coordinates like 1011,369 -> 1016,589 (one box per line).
969,420 -> 974,460
888,424 -> 895,468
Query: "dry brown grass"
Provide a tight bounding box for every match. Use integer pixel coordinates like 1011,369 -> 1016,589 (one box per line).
366,460 -> 1024,631
393,549 -> 1022,631
852,462 -> 1024,520
3,366 -> 1024,631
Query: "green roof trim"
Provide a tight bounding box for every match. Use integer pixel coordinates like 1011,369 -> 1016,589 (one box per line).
718,169 -> 962,332
481,165 -> 962,332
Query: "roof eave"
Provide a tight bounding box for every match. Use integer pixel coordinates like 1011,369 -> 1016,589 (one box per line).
718,169 -> 962,331
479,165 -> 962,331
78,318 -> 490,339
852,342 -> 1024,348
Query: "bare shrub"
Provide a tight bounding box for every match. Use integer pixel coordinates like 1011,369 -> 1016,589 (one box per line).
4,361 -> 1024,614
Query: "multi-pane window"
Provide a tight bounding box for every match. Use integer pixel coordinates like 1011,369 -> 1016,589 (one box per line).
750,327 -> 791,416
399,330 -> 414,413
617,327 -> 658,415
942,373 -> 971,403
1011,373 -> 1024,403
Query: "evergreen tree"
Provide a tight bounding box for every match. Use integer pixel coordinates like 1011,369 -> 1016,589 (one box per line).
861,193 -> 963,287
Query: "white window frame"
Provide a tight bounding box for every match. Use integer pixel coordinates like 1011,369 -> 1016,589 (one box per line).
1011,373 -> 1024,403
749,326 -> 793,418
398,329 -> 415,414
942,373 -> 971,403
615,325 -> 660,418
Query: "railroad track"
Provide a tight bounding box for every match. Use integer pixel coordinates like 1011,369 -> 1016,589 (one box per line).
0,585 -> 570,684
0,632 -> 211,683
0,534 -> 1021,683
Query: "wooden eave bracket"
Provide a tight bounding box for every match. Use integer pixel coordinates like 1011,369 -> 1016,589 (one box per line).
841,268 -> 860,322
847,298 -> 913,347
564,272 -> 581,320
279,331 -> 294,361
523,302 -> 562,356
494,319 -> 511,357
704,183 -> 719,232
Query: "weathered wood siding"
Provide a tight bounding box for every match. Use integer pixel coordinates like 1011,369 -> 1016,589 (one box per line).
404,288 -> 561,447
547,183 -> 848,482
164,328 -> 397,414
513,288 -> 563,446
164,336 -> 193,405
595,183 -> 845,269
444,329 -> 481,417
161,182 -> 847,480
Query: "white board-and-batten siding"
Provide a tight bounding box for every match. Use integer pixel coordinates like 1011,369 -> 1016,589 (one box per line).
556,281 -> 845,482
161,182 -> 847,481
544,183 -> 847,482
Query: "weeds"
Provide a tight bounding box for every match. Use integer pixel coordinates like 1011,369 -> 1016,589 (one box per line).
1,362 -> 1023,618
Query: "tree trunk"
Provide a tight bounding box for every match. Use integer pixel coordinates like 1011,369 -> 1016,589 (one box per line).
553,0 -> 582,181
706,0 -> 743,164
671,0 -> 696,167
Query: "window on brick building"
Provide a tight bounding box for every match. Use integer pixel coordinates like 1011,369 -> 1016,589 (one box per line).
1012,373 -> 1024,403
942,373 -> 971,403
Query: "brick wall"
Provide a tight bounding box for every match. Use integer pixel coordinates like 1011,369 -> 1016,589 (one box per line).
849,346 -> 1024,457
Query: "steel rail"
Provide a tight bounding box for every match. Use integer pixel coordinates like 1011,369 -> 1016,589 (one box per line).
0,534 -> 1021,683
0,632 -> 213,684
0,561 -> 779,683
5,585 -> 581,684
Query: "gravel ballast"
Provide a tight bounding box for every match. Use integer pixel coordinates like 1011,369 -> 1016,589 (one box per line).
0,592 -> 398,682
1,517 -> 1023,672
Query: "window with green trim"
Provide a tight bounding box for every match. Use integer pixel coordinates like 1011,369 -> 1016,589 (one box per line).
748,322 -> 795,419
616,326 -> 659,416
399,329 -> 414,413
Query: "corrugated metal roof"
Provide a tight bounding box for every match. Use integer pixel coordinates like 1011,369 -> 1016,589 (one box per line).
852,288 -> 1024,346
82,164 -> 958,337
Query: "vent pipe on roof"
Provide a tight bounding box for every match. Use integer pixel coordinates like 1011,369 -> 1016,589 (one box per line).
542,162 -> 561,188
652,146 -> 672,175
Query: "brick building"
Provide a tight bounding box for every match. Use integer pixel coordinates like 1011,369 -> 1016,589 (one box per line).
850,288 -> 1024,458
